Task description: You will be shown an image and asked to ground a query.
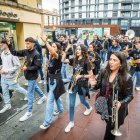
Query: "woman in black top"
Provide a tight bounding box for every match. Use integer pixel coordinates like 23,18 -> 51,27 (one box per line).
88,43 -> 101,75
90,52 -> 133,140
40,41 -> 65,129
63,44 -> 93,133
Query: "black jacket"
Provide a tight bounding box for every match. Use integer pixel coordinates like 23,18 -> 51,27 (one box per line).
91,40 -> 102,54
52,31 -> 73,59
95,70 -> 133,125
8,44 -> 41,80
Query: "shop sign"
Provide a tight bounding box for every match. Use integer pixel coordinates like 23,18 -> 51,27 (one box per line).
0,10 -> 18,19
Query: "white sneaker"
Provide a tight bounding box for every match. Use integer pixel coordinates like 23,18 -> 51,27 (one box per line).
24,83 -> 28,86
38,80 -> 46,84
40,124 -> 50,129
53,110 -> 63,116
65,122 -> 74,133
136,87 -> 140,91
84,106 -> 92,116
0,104 -> 11,113
19,112 -> 32,122
24,97 -> 28,101
37,95 -> 47,105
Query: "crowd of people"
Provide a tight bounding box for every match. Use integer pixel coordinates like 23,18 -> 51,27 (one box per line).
0,30 -> 139,139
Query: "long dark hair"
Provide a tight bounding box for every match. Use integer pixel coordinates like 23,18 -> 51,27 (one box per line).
50,42 -> 62,59
102,52 -> 128,95
73,44 -> 89,66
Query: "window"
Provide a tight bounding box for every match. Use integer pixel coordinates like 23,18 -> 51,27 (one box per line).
65,14 -> 69,19
71,13 -> 75,18
102,19 -> 108,24
113,4 -> 118,10
104,12 -> 108,17
71,0 -> 75,7
79,0 -> 82,5
133,11 -> 138,17
121,20 -> 128,26
113,0 -> 118,2
133,0 -> 139,2
93,19 -> 99,25
121,12 -> 131,17
48,16 -> 50,25
104,4 -> 108,10
122,5 -> 131,10
112,11 -> 118,17
71,7 -> 75,13
79,13 -> 82,18
133,3 -> 139,9
111,19 -> 118,24
79,6 -> 82,12
99,0 -> 104,3
131,20 -> 140,26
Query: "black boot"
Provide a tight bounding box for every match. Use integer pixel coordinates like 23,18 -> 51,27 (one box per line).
9,90 -> 13,98
0,93 -> 2,102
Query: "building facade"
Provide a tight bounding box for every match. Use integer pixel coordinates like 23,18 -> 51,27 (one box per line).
59,0 -> 140,36
44,9 -> 59,26
0,0 -> 44,49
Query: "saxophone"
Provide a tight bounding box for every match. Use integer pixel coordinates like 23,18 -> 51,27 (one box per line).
14,60 -> 28,83
68,71 -> 81,94
128,59 -> 140,67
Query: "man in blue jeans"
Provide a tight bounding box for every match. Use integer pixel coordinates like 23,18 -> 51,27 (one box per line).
0,39 -> 28,113
6,37 -> 47,122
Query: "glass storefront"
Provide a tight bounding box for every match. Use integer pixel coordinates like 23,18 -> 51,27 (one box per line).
0,22 -> 18,48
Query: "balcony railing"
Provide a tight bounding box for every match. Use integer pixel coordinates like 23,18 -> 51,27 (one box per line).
121,0 -> 132,3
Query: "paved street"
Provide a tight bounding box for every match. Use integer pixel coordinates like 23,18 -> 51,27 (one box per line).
30,90 -> 140,140
0,74 -> 139,140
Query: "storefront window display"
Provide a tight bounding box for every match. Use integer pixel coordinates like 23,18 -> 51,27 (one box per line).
0,22 -> 18,49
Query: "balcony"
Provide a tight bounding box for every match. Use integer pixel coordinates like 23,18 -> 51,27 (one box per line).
121,0 -> 132,3
133,0 -> 140,2
121,6 -> 132,11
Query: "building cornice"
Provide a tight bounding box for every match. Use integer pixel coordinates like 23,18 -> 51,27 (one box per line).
0,1 -> 44,14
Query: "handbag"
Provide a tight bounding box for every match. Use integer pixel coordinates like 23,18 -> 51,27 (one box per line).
94,96 -> 109,121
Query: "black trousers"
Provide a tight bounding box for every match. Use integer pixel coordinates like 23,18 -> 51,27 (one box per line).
104,122 -> 116,140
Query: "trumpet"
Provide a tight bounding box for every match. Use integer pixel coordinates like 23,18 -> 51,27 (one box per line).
111,85 -> 122,136
14,60 -> 27,83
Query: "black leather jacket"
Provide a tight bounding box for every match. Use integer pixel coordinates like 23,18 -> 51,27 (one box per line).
95,70 -> 133,125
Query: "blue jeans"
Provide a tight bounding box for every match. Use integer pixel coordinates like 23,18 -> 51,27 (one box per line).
1,77 -> 27,104
43,79 -> 63,125
69,85 -> 90,122
27,80 -> 44,112
38,60 -> 44,80
135,71 -> 140,87
61,63 -> 68,79
127,58 -> 131,71
100,51 -> 106,64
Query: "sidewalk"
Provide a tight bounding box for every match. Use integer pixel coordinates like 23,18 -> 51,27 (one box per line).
29,90 -> 140,140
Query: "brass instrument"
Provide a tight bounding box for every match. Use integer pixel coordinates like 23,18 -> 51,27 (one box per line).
68,71 -> 80,94
128,59 -> 140,67
14,60 -> 27,83
123,48 -> 133,56
111,85 -> 122,136
125,29 -> 135,39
